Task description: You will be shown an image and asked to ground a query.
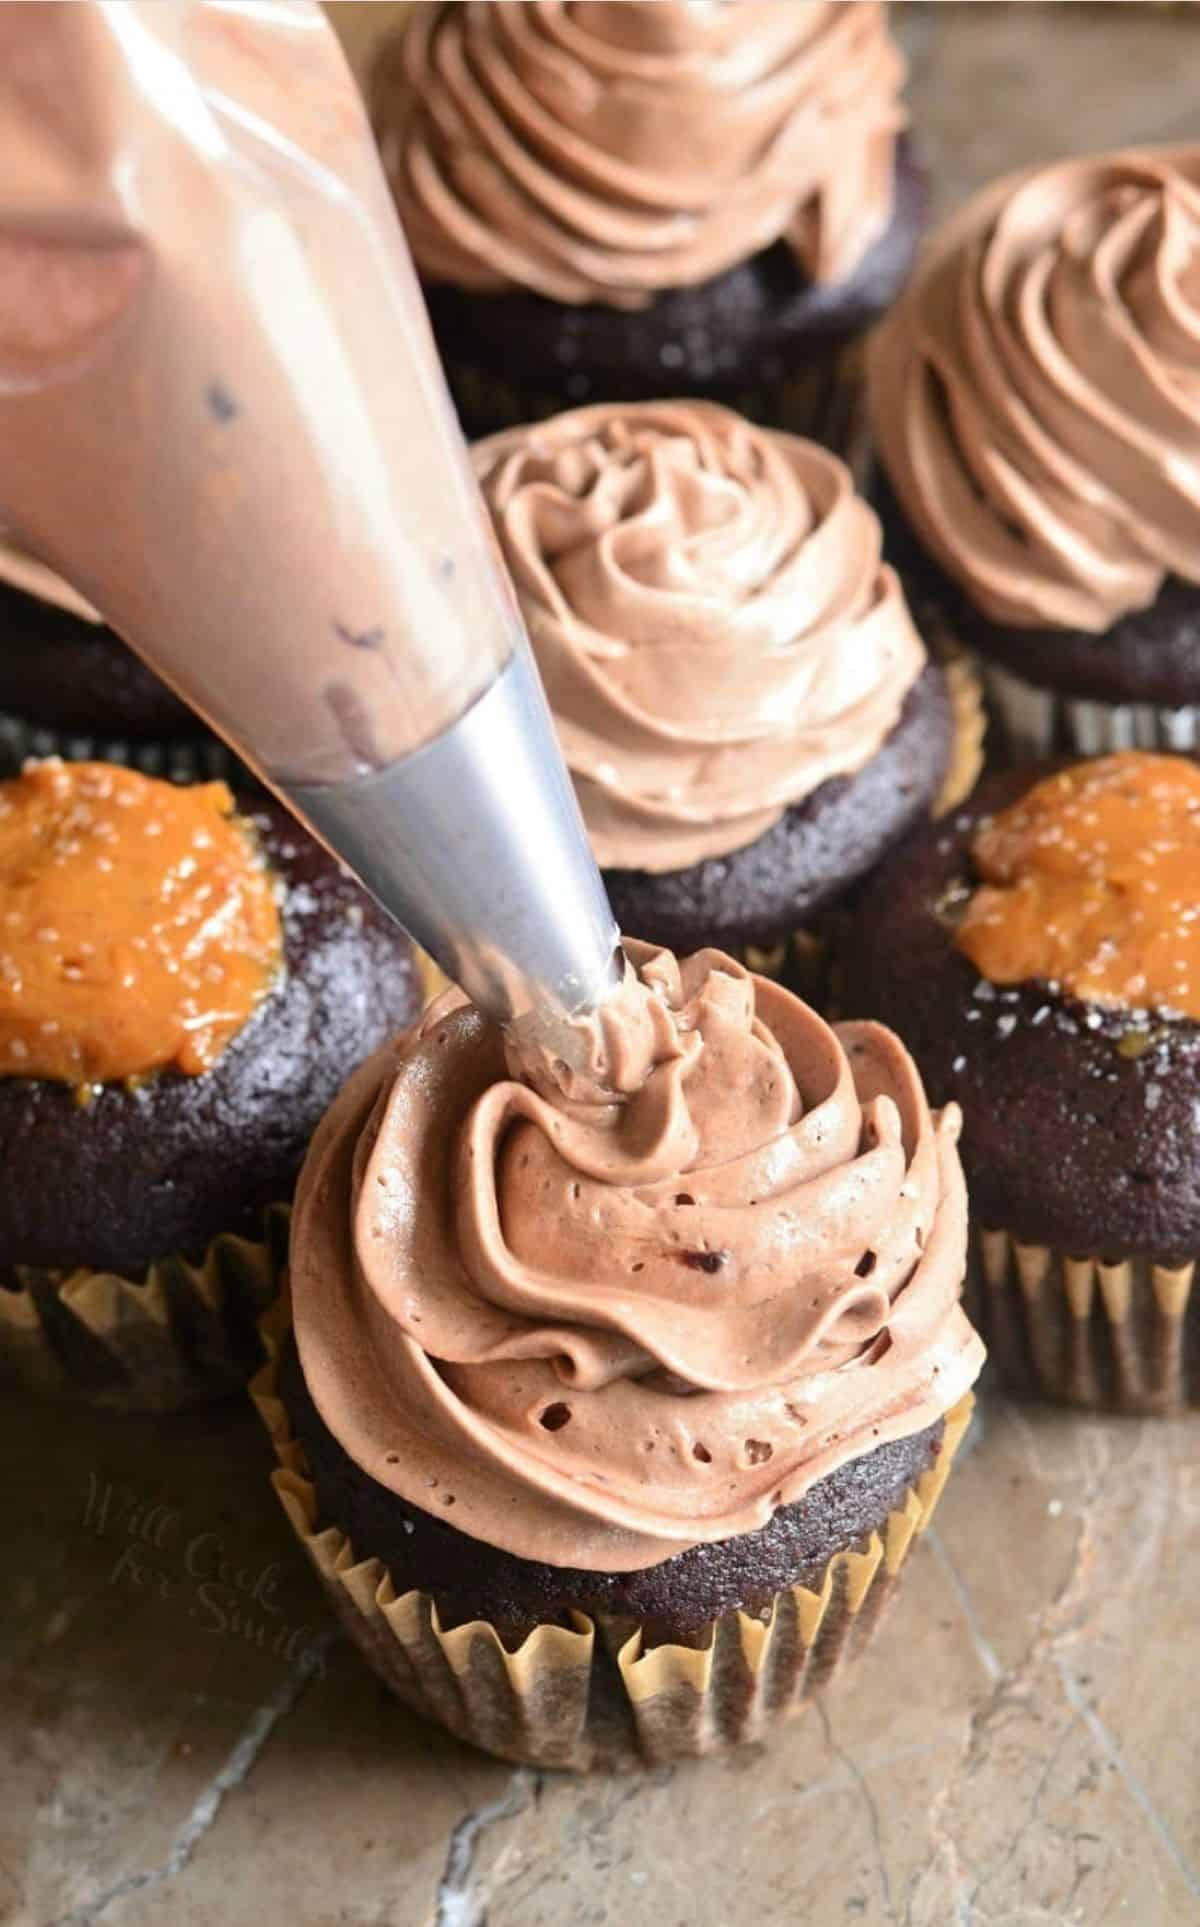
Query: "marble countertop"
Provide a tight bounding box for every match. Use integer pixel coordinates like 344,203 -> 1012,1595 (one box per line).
6,6 -> 1200,1924
8,1384 -> 1199,1925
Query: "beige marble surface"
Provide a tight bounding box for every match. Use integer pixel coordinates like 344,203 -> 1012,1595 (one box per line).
6,1383 -> 1200,1925
6,6 -> 1200,1925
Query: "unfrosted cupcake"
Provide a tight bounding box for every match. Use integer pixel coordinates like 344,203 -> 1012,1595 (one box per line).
473,400 -> 980,985
371,2 -> 924,461
0,540 -> 231,779
0,760 -> 420,1410
869,147 -> 1200,760
840,750 -> 1200,1415
256,943 -> 982,1768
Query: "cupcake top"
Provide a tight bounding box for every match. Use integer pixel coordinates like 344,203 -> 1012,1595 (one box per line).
869,148 -> 1200,633
374,1 -> 906,306
955,750 -> 1200,1022
474,400 -> 928,872
839,750 -> 1200,1261
291,943 -> 981,1571
0,760 -> 281,1087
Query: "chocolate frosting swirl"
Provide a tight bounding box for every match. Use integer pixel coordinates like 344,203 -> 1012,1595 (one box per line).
372,2 -> 906,306
474,401 -> 927,872
869,148 -> 1200,633
291,945 -> 981,1572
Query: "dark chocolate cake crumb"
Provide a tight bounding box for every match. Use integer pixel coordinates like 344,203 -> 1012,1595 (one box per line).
424,139 -> 926,441
0,798 -> 421,1280
603,660 -> 953,953
839,765 -> 1200,1262
278,1334 -> 945,1646
873,468 -> 1200,710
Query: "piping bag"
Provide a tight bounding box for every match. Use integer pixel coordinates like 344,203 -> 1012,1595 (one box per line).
0,0 -> 624,1062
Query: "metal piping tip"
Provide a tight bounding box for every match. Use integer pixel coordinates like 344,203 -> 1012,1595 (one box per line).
284,642 -> 625,1048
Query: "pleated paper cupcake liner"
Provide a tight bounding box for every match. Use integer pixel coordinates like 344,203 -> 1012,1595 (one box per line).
251,1296 -> 973,1770
443,339 -> 870,478
0,710 -> 251,785
971,1223 -> 1199,1415
935,651 -> 986,816
414,949 -> 451,1006
981,662 -> 1200,764
741,929 -> 830,1001
0,1204 -> 289,1413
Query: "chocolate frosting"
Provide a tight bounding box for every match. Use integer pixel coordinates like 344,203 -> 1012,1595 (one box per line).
291,944 -> 981,1572
474,401 -> 927,872
869,148 -> 1200,633
373,2 -> 906,306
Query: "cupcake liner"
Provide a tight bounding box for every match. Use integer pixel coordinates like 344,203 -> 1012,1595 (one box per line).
741,928 -> 831,1003
414,949 -> 451,1006
251,1297 -> 972,1770
981,662 -> 1200,763
971,1223 -> 1198,1415
0,1204 -> 289,1413
0,709 -> 249,785
443,338 -> 869,475
934,650 -> 987,816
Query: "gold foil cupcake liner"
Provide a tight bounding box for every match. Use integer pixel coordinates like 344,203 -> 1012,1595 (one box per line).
981,661 -> 1200,765
935,650 -> 986,816
252,1298 -> 972,1770
741,927 -> 829,1001
414,948 -> 451,1006
0,1204 -> 289,1413
0,709 -> 247,785
972,1223 -> 1199,1415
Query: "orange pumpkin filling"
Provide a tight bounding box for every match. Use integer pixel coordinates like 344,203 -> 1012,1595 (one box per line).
0,760 -> 282,1085
956,751 -> 1200,1020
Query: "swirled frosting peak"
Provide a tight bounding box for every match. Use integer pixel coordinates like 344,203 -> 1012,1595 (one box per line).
372,2 -> 906,305
291,944 -> 981,1571
474,401 -> 928,872
869,148 -> 1200,633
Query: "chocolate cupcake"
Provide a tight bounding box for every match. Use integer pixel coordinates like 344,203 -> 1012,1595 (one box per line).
869,148 -> 1200,762
473,400 -> 981,988
254,943 -> 982,1768
0,760 -> 420,1410
0,540 -> 234,780
370,2 -> 924,464
839,750 -> 1200,1415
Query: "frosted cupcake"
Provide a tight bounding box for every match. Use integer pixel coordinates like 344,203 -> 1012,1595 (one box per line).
869,148 -> 1200,760
473,400 -> 980,984
841,751 -> 1200,1415
256,943 -> 982,1768
371,2 -> 924,461
0,760 -> 420,1409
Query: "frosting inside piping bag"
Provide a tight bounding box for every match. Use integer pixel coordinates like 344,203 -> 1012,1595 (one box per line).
0,0 -> 525,786
292,944 -> 982,1571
